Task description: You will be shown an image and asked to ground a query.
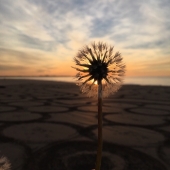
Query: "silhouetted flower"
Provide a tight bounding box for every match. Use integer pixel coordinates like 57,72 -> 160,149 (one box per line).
0,156 -> 11,170
72,41 -> 125,97
72,41 -> 126,170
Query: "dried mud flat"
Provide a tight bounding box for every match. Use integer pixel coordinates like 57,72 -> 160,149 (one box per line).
0,79 -> 170,170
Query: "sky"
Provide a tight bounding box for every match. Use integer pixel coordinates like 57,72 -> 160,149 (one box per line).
0,0 -> 170,77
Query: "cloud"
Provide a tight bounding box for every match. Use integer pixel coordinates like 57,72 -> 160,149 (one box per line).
0,0 -> 170,76
16,34 -> 57,51
0,48 -> 59,76
0,47 -> 62,75
86,0 -> 170,50
125,39 -> 170,49
0,48 -> 42,64
0,0 -> 70,51
0,64 -> 28,71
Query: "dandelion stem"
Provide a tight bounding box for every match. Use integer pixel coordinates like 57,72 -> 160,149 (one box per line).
95,80 -> 103,170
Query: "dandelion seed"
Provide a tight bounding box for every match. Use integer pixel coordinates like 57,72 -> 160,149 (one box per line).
72,41 -> 125,98
0,156 -> 11,170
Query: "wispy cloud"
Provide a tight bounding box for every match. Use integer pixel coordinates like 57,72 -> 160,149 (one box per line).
0,48 -> 43,64
0,0 -> 170,76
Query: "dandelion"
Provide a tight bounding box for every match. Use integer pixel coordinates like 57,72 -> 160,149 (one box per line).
72,41 -> 125,98
0,156 -> 11,170
72,41 -> 125,170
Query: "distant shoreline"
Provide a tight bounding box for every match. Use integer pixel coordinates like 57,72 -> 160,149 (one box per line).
0,76 -> 170,78
0,76 -> 170,86
0,78 -> 170,88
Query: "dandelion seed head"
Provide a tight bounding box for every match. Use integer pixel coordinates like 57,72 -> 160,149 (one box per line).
72,41 -> 126,98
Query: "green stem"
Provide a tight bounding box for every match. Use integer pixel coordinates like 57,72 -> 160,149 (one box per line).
95,81 -> 103,170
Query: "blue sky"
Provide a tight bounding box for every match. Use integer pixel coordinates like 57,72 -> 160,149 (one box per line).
0,0 -> 170,76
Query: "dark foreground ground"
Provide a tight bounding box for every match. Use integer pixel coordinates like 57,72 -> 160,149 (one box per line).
0,79 -> 170,170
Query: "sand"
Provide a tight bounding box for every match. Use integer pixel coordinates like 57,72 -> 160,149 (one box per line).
0,79 -> 170,170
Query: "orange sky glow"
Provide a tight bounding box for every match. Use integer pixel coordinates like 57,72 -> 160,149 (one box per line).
0,0 -> 170,77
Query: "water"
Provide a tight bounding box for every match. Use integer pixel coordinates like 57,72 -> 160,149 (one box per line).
0,76 -> 170,86
123,76 -> 170,86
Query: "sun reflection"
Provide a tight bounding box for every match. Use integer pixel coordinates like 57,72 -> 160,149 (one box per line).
88,79 -> 107,85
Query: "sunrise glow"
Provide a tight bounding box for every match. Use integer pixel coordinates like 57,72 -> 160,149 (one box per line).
0,0 -> 170,77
